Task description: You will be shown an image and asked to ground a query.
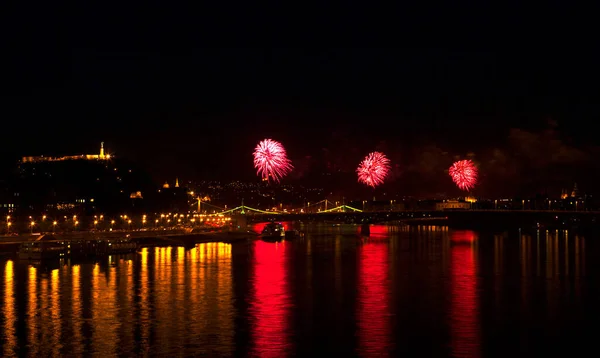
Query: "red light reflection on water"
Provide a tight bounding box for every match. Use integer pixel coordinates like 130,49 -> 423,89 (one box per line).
357,240 -> 391,356
449,230 -> 481,357
250,240 -> 292,357
451,230 -> 477,245
357,224 -> 389,239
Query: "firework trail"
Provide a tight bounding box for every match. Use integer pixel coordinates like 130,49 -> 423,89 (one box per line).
253,139 -> 293,183
357,151 -> 391,188
449,159 -> 478,191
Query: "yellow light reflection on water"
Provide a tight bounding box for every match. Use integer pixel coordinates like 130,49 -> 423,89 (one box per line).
155,246 -> 173,351
140,247 -> 150,354
520,235 -> 531,312
27,266 -> 38,356
71,265 -> 83,356
536,232 -> 541,276
553,234 -> 559,276
50,269 -> 61,355
175,246 -> 185,351
92,262 -> 118,355
38,269 -> 50,351
116,257 -> 134,353
565,232 -> 569,276
3,260 -> 16,356
545,232 -> 552,279
188,242 -> 233,355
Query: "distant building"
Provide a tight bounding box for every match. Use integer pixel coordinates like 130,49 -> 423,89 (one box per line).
435,200 -> 471,210
156,178 -> 189,213
21,142 -> 111,163
560,183 -> 581,200
571,183 -> 579,198
11,143 -> 155,214
0,183 -> 18,214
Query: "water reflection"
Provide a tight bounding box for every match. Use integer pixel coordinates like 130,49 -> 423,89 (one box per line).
27,266 -> 37,356
71,264 -> 83,355
91,263 -> 117,355
186,243 -> 234,355
3,260 -> 16,357
0,241 -> 234,356
250,240 -> 292,357
357,238 -> 392,356
449,231 -> 480,358
0,224 -> 596,356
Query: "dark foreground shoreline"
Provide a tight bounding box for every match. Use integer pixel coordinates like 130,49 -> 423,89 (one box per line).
0,230 -> 259,258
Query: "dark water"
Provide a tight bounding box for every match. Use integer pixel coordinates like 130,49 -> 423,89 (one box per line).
1,224 -> 599,357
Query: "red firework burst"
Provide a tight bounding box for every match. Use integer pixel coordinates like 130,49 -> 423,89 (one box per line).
449,159 -> 478,191
356,151 -> 391,188
253,139 -> 293,183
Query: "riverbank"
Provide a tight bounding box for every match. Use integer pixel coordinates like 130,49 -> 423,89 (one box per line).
0,229 -> 260,257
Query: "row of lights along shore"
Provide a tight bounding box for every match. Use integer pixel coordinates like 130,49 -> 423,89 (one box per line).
4,213 -> 231,233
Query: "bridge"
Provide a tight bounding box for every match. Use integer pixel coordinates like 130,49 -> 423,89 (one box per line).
234,209 -> 600,231
195,199 -> 600,230
193,199 -> 364,215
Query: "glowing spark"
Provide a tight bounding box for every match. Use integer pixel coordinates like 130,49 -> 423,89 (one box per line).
253,139 -> 293,183
449,159 -> 478,191
357,151 -> 391,188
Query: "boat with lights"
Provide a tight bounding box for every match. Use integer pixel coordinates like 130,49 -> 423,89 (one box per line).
260,222 -> 286,241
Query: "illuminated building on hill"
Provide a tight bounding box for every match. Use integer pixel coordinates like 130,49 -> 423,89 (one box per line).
20,142 -> 111,163
8,143 -> 157,214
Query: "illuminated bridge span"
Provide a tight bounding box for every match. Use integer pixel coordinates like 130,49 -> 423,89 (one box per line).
240,210 -> 600,231
189,198 -> 600,230
193,199 -> 363,215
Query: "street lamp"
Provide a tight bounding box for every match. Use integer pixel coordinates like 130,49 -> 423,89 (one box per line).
94,220 -> 98,230
30,221 -> 35,234
52,221 -> 57,233
7,222 -> 11,234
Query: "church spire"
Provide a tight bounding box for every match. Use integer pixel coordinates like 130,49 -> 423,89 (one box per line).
100,142 -> 105,157
175,177 -> 179,188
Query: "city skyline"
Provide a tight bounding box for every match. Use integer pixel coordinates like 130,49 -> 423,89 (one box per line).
1,130 -> 595,199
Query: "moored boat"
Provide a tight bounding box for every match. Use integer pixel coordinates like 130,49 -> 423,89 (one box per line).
18,241 -> 65,260
260,222 -> 286,241
18,237 -> 138,260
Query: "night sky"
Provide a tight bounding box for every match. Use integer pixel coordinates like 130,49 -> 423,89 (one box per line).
2,3 -> 599,196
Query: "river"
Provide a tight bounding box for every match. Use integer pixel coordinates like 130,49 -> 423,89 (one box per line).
0,223 -> 598,357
